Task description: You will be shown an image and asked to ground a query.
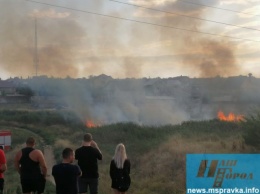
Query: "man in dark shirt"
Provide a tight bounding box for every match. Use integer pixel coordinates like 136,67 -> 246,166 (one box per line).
14,137 -> 47,194
75,133 -> 102,194
52,148 -> 82,194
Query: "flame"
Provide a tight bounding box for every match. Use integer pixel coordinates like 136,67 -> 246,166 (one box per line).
86,120 -> 96,128
86,119 -> 102,128
217,111 -> 244,122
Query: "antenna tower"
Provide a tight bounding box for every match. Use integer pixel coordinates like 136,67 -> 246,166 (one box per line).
34,17 -> 39,77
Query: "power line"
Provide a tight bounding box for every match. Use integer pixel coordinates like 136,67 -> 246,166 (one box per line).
109,0 -> 260,32
24,0 -> 260,42
178,0 -> 260,17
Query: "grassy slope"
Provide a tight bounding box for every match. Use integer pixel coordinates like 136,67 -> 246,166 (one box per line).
0,111 -> 255,194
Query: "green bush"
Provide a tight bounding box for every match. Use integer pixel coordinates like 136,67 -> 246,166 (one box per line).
242,111 -> 260,150
0,110 -> 84,127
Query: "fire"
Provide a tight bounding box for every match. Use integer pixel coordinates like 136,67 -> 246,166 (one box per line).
86,120 -> 96,128
217,111 -> 244,122
86,119 -> 102,128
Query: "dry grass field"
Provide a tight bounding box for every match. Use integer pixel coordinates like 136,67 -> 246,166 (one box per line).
0,110 -> 258,194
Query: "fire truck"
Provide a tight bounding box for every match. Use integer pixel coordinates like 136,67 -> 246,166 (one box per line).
0,131 -> 11,151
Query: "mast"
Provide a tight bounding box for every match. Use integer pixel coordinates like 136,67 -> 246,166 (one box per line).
34,17 -> 38,77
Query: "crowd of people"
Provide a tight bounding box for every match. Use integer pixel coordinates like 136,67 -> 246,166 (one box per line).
1,133 -> 131,194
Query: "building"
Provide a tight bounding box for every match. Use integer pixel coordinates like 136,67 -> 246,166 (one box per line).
0,80 -> 16,96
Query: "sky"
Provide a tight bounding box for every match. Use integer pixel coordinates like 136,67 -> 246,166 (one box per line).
0,0 -> 260,79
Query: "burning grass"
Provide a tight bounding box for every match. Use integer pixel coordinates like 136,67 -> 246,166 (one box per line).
217,110 -> 244,122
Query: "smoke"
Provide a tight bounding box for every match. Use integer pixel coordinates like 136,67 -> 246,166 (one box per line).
0,1 -> 85,78
130,0 -> 245,78
143,0 -> 241,77
180,39 -> 240,77
123,57 -> 143,78
0,0 -> 247,79
58,77 -> 190,125
1,0 -> 255,125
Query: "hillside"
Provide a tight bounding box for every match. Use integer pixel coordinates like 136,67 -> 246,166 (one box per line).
1,110 -> 258,194
1,75 -> 260,126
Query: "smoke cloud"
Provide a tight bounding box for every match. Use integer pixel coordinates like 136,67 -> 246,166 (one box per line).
0,1 -> 85,78
54,77 -> 190,125
1,0 -> 257,125
0,0 -> 247,79
132,0 -> 241,77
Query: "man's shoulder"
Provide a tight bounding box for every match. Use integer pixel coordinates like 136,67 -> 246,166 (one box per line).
75,146 -> 85,152
52,164 -> 60,175
53,163 -> 80,170
75,146 -> 83,151
76,146 -> 95,152
75,147 -> 83,155
52,163 -> 59,169
31,149 -> 43,155
52,163 -> 64,170
29,149 -> 45,161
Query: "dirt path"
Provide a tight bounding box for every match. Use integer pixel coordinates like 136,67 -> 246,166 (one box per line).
44,145 -> 56,184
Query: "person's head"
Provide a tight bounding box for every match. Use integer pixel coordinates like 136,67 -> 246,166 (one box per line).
113,143 -> 127,169
83,133 -> 93,143
26,137 -> 36,147
62,148 -> 75,163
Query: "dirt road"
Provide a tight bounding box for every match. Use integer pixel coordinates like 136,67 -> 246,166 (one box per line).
44,145 -> 56,184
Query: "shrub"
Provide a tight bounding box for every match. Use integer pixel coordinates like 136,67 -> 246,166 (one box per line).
242,111 -> 260,150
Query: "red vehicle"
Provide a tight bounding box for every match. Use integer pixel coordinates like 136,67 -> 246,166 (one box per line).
0,131 -> 11,151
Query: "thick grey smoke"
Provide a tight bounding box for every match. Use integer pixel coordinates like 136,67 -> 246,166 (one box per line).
0,1 -> 85,77
0,0 -> 244,78
1,0 -> 255,125
132,0 -> 241,77
56,76 -> 190,125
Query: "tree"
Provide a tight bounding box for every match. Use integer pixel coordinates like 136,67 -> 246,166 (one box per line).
16,86 -> 34,97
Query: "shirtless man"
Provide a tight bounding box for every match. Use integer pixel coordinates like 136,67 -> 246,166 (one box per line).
14,137 -> 47,194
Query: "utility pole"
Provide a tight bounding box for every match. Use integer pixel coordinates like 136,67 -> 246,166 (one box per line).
34,17 -> 38,77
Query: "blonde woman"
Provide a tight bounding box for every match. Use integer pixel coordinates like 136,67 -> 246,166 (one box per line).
110,143 -> 131,194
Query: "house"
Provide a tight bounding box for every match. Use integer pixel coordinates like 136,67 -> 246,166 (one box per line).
0,80 -> 16,96
0,80 -> 32,103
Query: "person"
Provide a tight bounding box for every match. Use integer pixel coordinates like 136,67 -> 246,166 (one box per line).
52,148 -> 82,194
110,143 -> 131,194
14,137 -> 47,194
75,133 -> 102,194
0,146 -> 7,194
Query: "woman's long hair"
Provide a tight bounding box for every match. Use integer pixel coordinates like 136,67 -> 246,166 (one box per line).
113,143 -> 127,169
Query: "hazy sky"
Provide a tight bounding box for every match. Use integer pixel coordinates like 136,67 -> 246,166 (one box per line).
0,0 -> 259,79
